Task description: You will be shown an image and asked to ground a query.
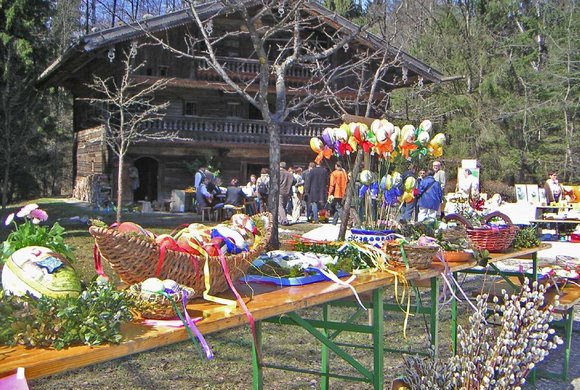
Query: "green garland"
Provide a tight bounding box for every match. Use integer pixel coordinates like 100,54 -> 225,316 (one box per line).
0,279 -> 134,349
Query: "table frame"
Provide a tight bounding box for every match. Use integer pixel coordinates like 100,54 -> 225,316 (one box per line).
0,246 -> 556,389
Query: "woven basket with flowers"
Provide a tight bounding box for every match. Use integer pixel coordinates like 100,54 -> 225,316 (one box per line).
127,280 -> 196,320
90,213 -> 272,298
445,211 -> 518,253
382,239 -> 441,270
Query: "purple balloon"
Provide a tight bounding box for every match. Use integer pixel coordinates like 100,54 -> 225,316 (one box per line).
321,128 -> 333,147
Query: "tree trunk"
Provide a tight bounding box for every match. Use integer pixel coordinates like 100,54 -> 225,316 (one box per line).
268,121 -> 281,249
338,151 -> 363,240
116,157 -> 124,223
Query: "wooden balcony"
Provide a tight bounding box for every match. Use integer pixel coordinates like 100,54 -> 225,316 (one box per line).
141,116 -> 326,145
197,56 -> 316,84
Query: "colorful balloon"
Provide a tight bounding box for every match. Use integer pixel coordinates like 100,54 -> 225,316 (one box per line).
419,120 -> 432,133
310,137 -> 324,153
417,130 -> 430,146
359,169 -> 374,185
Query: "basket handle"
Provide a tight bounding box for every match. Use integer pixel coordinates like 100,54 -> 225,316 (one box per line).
444,213 -> 474,229
480,211 -> 513,225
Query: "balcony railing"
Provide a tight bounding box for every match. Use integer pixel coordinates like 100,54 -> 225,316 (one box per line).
142,116 -> 326,145
197,56 -> 314,82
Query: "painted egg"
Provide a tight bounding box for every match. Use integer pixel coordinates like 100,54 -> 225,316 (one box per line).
141,277 -> 165,294
2,246 -> 81,298
162,279 -> 180,294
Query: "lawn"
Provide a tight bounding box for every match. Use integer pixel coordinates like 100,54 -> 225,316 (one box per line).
1,199 -> 575,389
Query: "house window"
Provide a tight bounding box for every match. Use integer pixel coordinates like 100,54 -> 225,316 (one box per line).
146,68 -> 153,76
226,102 -> 242,118
158,65 -> 169,76
223,39 -> 240,57
183,101 -> 197,116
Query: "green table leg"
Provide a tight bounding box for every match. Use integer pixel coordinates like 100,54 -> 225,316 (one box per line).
451,272 -> 458,355
562,307 -> 574,381
430,277 -> 439,356
252,321 -> 263,390
321,304 -> 330,390
372,286 -> 385,390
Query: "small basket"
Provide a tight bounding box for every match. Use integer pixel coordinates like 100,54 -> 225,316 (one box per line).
90,213 -> 272,297
382,241 -> 440,270
127,283 -> 196,320
445,211 -> 518,253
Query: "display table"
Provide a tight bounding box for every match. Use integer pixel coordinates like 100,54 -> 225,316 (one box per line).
0,246 -> 552,389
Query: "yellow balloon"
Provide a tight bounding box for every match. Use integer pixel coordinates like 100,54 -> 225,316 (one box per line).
431,133 -> 446,147
348,136 -> 358,151
384,174 -> 393,190
310,137 -> 324,153
404,177 -> 416,191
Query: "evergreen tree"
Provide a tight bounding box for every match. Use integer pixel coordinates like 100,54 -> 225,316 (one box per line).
0,0 -> 53,208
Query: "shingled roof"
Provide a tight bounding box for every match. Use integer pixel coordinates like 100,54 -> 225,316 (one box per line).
38,0 -> 461,88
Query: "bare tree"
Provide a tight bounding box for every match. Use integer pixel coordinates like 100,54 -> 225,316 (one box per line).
84,45 -> 172,222
139,0 -> 374,246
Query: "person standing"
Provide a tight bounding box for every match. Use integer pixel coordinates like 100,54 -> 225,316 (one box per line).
432,161 -> 446,192
278,162 -> 294,225
304,162 -> 329,223
291,167 -> 304,223
432,161 -> 446,217
302,162 -> 315,221
544,171 -> 564,204
328,162 -> 348,225
255,168 -> 270,213
416,169 -> 443,222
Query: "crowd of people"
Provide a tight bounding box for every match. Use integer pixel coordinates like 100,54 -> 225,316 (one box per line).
193,161 -> 570,226
193,161 -> 449,225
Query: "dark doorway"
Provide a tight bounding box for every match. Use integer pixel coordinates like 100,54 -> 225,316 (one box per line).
134,157 -> 158,201
247,163 -> 265,181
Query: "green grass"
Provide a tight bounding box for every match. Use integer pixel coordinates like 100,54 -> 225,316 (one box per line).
2,198 -> 573,389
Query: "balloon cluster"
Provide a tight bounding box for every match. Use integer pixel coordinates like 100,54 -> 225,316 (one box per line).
309,119 -> 446,163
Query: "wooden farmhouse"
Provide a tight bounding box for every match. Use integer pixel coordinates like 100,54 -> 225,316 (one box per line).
38,1 -> 452,206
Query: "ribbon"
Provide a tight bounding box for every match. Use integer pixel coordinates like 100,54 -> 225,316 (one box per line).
164,290 -> 214,360
314,146 -> 333,164
93,243 -> 108,279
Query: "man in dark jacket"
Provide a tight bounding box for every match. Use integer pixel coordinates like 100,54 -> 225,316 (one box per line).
416,169 -> 443,222
278,162 -> 294,225
304,162 -> 329,223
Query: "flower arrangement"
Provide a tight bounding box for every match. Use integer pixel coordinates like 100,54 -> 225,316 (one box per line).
2,204 -> 74,263
402,279 -> 562,389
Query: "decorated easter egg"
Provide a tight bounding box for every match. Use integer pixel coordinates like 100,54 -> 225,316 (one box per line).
2,246 -> 81,298
141,277 -> 165,294
162,279 -> 180,294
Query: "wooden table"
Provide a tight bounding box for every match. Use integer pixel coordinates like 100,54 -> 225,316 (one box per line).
0,246 -> 553,389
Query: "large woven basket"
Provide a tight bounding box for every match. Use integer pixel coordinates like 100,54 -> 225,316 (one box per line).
90,213 -> 272,297
445,211 -> 518,253
382,241 -> 440,270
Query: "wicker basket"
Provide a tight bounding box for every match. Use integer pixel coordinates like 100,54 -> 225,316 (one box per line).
127,283 -> 196,319
382,241 -> 440,270
90,213 -> 272,297
445,211 -> 518,253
